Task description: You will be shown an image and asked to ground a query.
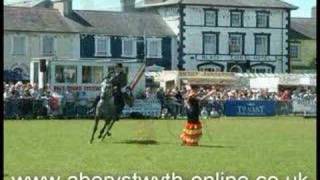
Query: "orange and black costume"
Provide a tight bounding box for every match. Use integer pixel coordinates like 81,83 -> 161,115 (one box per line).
180,93 -> 202,146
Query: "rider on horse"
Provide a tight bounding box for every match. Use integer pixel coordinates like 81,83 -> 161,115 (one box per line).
90,63 -> 136,143
89,63 -> 128,119
110,63 -> 128,120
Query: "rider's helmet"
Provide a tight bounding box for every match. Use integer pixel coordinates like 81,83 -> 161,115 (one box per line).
115,63 -> 124,74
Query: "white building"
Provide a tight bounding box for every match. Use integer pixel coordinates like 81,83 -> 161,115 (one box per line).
4,0 -> 176,85
3,6 -> 80,80
137,0 -> 298,73
4,0 -> 299,81
4,0 -> 176,96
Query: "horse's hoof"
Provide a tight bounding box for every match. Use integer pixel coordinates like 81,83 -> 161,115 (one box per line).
107,132 -> 112,136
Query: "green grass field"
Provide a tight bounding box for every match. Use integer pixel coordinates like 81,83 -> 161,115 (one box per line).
4,117 -> 316,180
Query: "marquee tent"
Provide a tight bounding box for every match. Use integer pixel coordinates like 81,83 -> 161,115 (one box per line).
235,73 -> 316,92
159,71 -> 239,90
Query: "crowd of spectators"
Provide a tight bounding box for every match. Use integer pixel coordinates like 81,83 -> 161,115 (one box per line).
3,81 -> 91,118
3,81 -> 43,100
145,85 -> 317,118
151,85 -> 316,102
3,81 -> 316,119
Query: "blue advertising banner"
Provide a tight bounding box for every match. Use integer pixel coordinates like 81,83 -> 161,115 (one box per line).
224,100 -> 276,116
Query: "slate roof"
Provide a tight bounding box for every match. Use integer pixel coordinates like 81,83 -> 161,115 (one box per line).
4,0 -> 48,7
4,6 -> 79,33
138,0 -> 298,9
72,10 -> 175,37
291,18 -> 317,39
4,6 -> 175,37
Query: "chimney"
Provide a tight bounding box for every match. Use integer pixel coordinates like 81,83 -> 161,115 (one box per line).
52,0 -> 73,17
121,0 -> 136,12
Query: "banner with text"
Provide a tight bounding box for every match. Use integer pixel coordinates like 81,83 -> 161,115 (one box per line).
292,99 -> 316,114
224,100 -> 276,116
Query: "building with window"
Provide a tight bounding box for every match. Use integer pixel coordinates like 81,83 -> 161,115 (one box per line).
4,6 -> 80,80
5,0 -> 300,80
289,7 -> 316,73
137,0 -> 298,73
4,0 -> 176,81
75,10 -> 175,69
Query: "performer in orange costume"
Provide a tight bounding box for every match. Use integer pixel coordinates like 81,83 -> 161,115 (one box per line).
180,85 -> 215,146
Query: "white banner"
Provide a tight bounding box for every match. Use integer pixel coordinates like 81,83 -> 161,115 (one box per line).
292,99 -> 316,114
250,77 -> 279,92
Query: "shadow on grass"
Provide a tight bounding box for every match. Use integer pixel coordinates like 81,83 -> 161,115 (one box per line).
112,140 -> 234,149
113,139 -> 159,145
198,144 -> 235,149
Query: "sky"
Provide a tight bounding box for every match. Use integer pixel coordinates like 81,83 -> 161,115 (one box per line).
4,0 -> 317,17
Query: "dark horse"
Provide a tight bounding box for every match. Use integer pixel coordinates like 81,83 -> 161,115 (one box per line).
89,77 -> 134,144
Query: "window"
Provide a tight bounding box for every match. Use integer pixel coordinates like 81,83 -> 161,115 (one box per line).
256,12 -> 269,27
229,34 -> 244,54
147,38 -> 162,58
229,65 -> 242,73
95,36 -> 111,57
122,38 -> 137,57
42,35 -> 55,56
12,36 -> 26,55
199,65 -> 222,72
205,10 -> 217,26
82,66 -> 103,84
255,34 -> 270,55
251,67 -> 272,73
290,44 -> 300,59
203,33 -> 218,54
230,11 -> 243,27
55,65 -> 77,83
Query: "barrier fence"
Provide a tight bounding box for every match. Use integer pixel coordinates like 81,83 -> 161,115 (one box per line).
4,97 -> 91,119
3,98 -> 316,119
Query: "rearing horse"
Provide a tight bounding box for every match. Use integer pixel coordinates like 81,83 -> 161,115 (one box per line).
89,77 -> 134,144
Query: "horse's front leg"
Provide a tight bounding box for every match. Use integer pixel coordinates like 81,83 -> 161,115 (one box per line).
101,119 -> 116,141
89,116 -> 99,144
98,119 -> 110,139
